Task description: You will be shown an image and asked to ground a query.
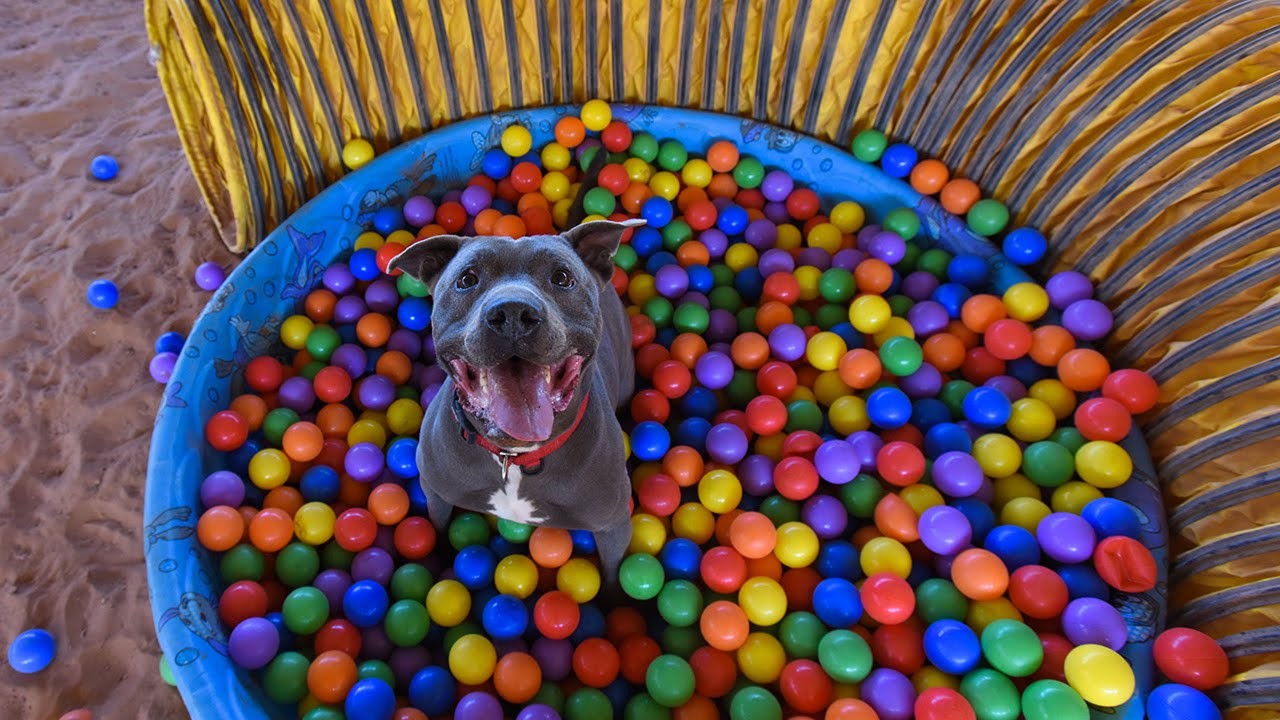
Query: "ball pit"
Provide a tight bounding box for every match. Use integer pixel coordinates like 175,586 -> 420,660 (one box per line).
146,105 -> 1181,720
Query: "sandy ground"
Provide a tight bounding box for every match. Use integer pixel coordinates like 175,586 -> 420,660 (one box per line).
0,2 -> 233,717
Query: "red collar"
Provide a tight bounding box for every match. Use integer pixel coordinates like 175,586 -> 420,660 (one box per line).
452,391 -> 592,469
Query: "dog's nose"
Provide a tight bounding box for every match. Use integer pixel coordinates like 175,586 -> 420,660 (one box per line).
484,298 -> 544,339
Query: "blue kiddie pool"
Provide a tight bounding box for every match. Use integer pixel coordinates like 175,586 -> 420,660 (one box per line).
145,105 -> 1167,719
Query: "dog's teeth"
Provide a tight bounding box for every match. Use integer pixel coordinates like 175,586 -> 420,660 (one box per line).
544,366 -> 553,385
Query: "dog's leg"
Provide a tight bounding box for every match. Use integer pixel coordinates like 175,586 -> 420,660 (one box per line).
422,482 -> 454,533
593,517 -> 633,587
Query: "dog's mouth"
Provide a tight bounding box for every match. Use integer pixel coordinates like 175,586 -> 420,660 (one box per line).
450,354 -> 587,443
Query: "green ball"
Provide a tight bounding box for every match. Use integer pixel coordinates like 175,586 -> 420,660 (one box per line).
981,619 -> 1044,677
263,651 -> 310,704
448,512 -> 490,550
159,654 -> 176,686
709,286 -> 743,313
532,681 -> 566,713
497,517 -> 535,543
758,495 -> 800,526
818,268 -> 857,303
879,336 -> 923,377
1020,680 -> 1089,720
967,198 -> 1010,236
883,207 -> 921,240
629,132 -> 660,162
915,578 -> 969,623
726,370 -> 758,409
673,303 -> 710,334
657,579 -> 703,627
220,544 -> 265,583
817,629 -> 873,683
661,220 -> 693,250
917,247 -> 952,278
1050,427 -> 1086,454
851,129 -> 888,163
960,668 -> 1022,720
390,564 -> 432,602
395,385 -> 418,400
614,244 -> 639,273
357,659 -> 395,686
661,624 -> 702,658
565,688 -> 613,720
578,145 -> 601,171
301,361 -> 325,381
321,540 -> 355,571
263,408 -> 300,446
735,307 -> 758,334
730,685 -> 782,720
940,380 -> 976,418
779,611 -> 825,659
644,297 -> 675,328
276,542 -> 321,587
397,271 -> 431,297
792,306 -> 813,328
899,241 -> 922,271
620,553 -> 665,600
710,264 -> 736,287
384,599 -> 430,646
607,151 -> 629,164
1021,441 -> 1075,487
733,156 -> 765,189
657,141 -> 689,172
785,400 -> 825,433
282,586 -> 329,635
583,186 -> 616,216
646,654 -> 696,707
625,692 -> 673,720
305,325 -> 341,361
815,303 -> 847,329
302,708 -> 344,720
888,294 -> 914,317
840,474 -> 886,518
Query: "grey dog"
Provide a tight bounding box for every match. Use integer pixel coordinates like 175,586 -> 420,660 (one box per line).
386,216 -> 641,582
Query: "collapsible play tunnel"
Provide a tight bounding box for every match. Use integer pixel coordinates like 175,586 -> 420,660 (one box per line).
144,1 -> 1280,718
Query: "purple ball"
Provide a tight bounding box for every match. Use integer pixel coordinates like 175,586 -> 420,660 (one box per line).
277,376 -> 316,412
1063,298 -> 1113,341
868,230 -> 906,264
531,637 -> 573,681
899,363 -> 943,399
493,637 -> 529,656
654,264 -> 690,298
440,188 -> 463,204
902,271 -> 940,301
421,365 -> 447,387
758,248 -> 795,277
195,262 -> 226,291
932,451 -> 983,498
361,625 -> 393,660
403,195 -> 436,226
331,344 -> 368,378
1062,597 -> 1128,650
364,278 -> 400,313
358,375 -> 396,411
422,335 -> 437,363
711,196 -> 733,212
861,668 -> 916,720
149,352 -> 177,383
200,470 -> 245,508
706,423 -> 749,464
694,351 -> 734,390
387,328 -> 423,359
739,455 -> 776,496
389,646 -> 431,689
832,248 -> 866,272
421,383 -> 443,408
768,324 -> 807,362
454,691 -> 503,720
351,547 -> 395,585
918,506 -> 973,555
517,704 -> 562,720
744,219 -> 778,250
700,228 -> 729,258
334,296 -> 368,324
1037,512 -> 1097,564
373,523 -> 397,553
795,247 -> 832,270
345,442 -> 385,481
706,310 -> 738,344
906,300 -> 949,337
814,440 -> 860,484
1046,270 -> 1094,309
228,617 -> 279,669
761,170 -> 795,202
323,264 -> 356,294
973,476 -> 996,504
857,224 -> 882,250
462,185 -> 494,214
678,291 -> 710,309
847,431 -> 884,471
983,375 -> 1027,402
314,569 -> 353,609
764,201 -> 791,225
802,495 -> 848,539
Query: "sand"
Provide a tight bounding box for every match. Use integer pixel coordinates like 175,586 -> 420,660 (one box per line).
0,2 -> 232,717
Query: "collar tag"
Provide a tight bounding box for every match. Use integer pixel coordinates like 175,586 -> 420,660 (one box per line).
499,452 -> 515,479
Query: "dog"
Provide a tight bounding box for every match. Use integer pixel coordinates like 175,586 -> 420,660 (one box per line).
386,194 -> 639,582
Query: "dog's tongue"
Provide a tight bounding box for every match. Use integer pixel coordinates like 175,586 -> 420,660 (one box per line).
486,360 -> 554,442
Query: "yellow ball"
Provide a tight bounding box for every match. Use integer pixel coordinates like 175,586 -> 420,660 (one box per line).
698,470 -> 743,514
449,634 -> 497,685
541,142 -> 571,171
582,213 -> 607,223
806,223 -> 843,253
813,371 -> 853,407
965,598 -> 1022,634
860,536 -> 912,578
624,157 -> 653,183
828,395 -> 870,435
293,502 -> 336,545
901,484 -> 944,515
347,418 -> 388,448
737,632 -> 786,684
359,410 -> 388,430
552,198 -> 574,228
992,473 -> 1039,510
1001,497 -> 1051,532
774,522 -> 820,568
494,555 -> 539,598
280,315 -> 314,351
556,557 -> 602,603
725,244 -> 760,273
681,159 -> 713,188
776,224 -> 802,250
629,513 -> 668,555
386,229 -> 415,247
649,171 -> 681,200
672,502 -> 715,544
500,124 -> 533,157
354,231 -> 385,251
829,201 -> 865,233
754,433 -> 785,461
342,138 -> 374,170
1052,481 -> 1104,514
795,266 -> 823,301
541,171 -> 572,202
580,99 -> 612,131
627,273 -> 658,305
622,431 -> 631,461
912,666 -> 960,692
1076,441 -> 1133,488
849,295 -> 892,333
873,317 -> 916,345
1028,379 -> 1077,419
1003,282 -> 1050,322
248,448 -> 291,490
973,433 -> 1022,478
1007,397 -> 1056,442
806,332 -> 848,372
738,577 -> 788,626
1064,644 -> 1135,707
386,398 -> 424,436
426,579 -> 471,627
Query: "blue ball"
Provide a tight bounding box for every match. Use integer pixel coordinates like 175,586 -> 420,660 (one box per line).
571,603 -> 607,643
867,387 -> 912,429
482,594 -> 529,640
1147,683 -> 1222,720
300,466 -> 341,502
631,227 -> 664,257
604,678 -> 634,717
1081,497 -> 1143,539
910,398 -> 951,431
815,540 -> 860,580
7,628 -> 55,674
675,417 -> 712,453
983,525 -> 1041,570
717,205 -> 749,235
931,282 -> 972,318
228,436 -> 264,477
482,148 -> 514,179
337,323 -> 359,344
880,143 -> 918,178
489,536 -> 519,558
346,677 -> 396,720
90,154 -> 118,181
630,421 -> 671,461
644,251 -> 679,274
86,279 -> 119,309
1007,356 -> 1052,384
963,386 -> 1012,428
947,254 -> 989,289
655,327 -> 679,348
660,538 -> 703,581
154,331 -> 185,354
409,666 -> 456,716
681,387 -> 720,420
454,546 -> 498,590
1058,563 -> 1111,600
492,198 -> 516,215
264,612 -> 294,652
952,499 -> 996,544
350,248 -> 381,281
924,422 -> 973,457
830,322 -> 864,349
1002,228 -> 1048,266
516,151 -> 541,169
687,265 -> 715,294
397,296 -> 432,332
812,578 -> 863,627
385,438 -> 419,479
733,266 -> 765,303
641,197 -> 674,228
408,480 -> 429,514
571,529 -> 597,555
343,580 -> 390,628
373,206 -> 405,235
923,620 -> 981,675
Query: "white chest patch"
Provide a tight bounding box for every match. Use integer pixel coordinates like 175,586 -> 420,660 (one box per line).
486,456 -> 546,525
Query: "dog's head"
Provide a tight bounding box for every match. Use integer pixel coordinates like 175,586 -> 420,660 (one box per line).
388,219 -> 642,444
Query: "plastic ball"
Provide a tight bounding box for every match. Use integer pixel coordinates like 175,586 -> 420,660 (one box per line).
1153,628 -> 1229,690
966,199 -> 1009,236
501,125 -> 533,156
1063,644 -> 1134,707
1147,683 -> 1223,720
90,154 -> 119,180
580,99 -> 612,131
1102,368 -> 1159,414
7,628 -> 55,674
342,139 -> 374,170
1020,680 -> 1088,720
951,549 -> 1009,601
86,279 -> 119,309
195,262 -> 227,291
449,634 -> 498,685
1003,228 -> 1047,265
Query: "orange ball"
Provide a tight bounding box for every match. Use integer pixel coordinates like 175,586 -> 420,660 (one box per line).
874,494 -> 920,542
621,182 -> 653,213
961,294 -> 1007,333
755,301 -> 795,335
317,404 -> 355,438
394,710 -> 428,720
940,178 -> 982,214
522,206 -> 555,235
474,207 -> 502,235
690,646 -> 738,698
707,141 -> 740,173
305,289 -> 337,323
356,313 -> 391,347
529,527 -> 574,568
493,214 -> 527,238
264,486 -> 304,516
951,548 -> 1010,601
518,192 -> 550,213
922,333 -> 966,372
1058,348 -> 1111,392
700,601 -> 750,651
555,116 -> 587,148
910,159 -> 950,195
674,694 -> 720,720
663,446 -> 706,488
572,637 -> 621,688
729,512 -> 778,559
670,333 -> 709,368
1028,325 -> 1076,366
826,698 -> 881,720
494,651 -> 542,703
676,241 -> 712,267
367,483 -> 410,525
838,348 -> 882,389
282,421 -> 325,462
730,333 -> 771,370
619,634 -> 662,684
307,650 -> 358,704
706,173 -> 739,199
855,259 -> 893,295
375,350 -> 413,385
230,394 -> 268,431
197,505 -> 245,552
248,507 -> 294,552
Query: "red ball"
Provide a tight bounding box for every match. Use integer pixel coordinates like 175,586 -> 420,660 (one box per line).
601,121 -> 633,153
375,242 -> 407,276
960,347 -> 1005,385
915,688 -> 976,720
1154,627 -> 1230,691
984,318 -> 1033,360
773,456 -> 820,500
714,410 -> 751,438
206,410 -> 249,452
245,356 -> 285,393
1074,396 -> 1133,442
1093,536 -> 1158,593
630,389 -> 672,423
637,474 -> 681,517
572,637 -> 621,687
315,619 -> 363,657
861,573 -> 915,625
1102,368 -> 1160,414
1033,633 -> 1072,683
781,430 -> 823,459
597,164 -> 630,195
735,188 -> 766,209
871,623 -> 926,675
762,273 -> 801,305
684,200 -> 719,232
1008,565 -> 1069,619
745,395 -> 788,435
219,580 -> 269,628
436,201 -> 467,232
334,508 -> 378,552
652,360 -> 693,399
510,162 -> 543,194
630,314 -> 657,349
700,546 -> 748,594
756,361 -> 798,399
618,634 -> 662,684
689,646 -> 737,699
313,366 -> 353,404
533,590 -> 580,640
785,188 -> 820,220
779,659 -> 833,714
393,517 -> 436,560
876,441 -> 926,487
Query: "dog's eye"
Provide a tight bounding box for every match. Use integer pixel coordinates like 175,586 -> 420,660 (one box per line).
455,269 -> 479,290
551,268 -> 576,289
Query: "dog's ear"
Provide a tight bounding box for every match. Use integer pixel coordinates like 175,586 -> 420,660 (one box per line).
386,235 -> 467,290
561,218 -> 646,282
